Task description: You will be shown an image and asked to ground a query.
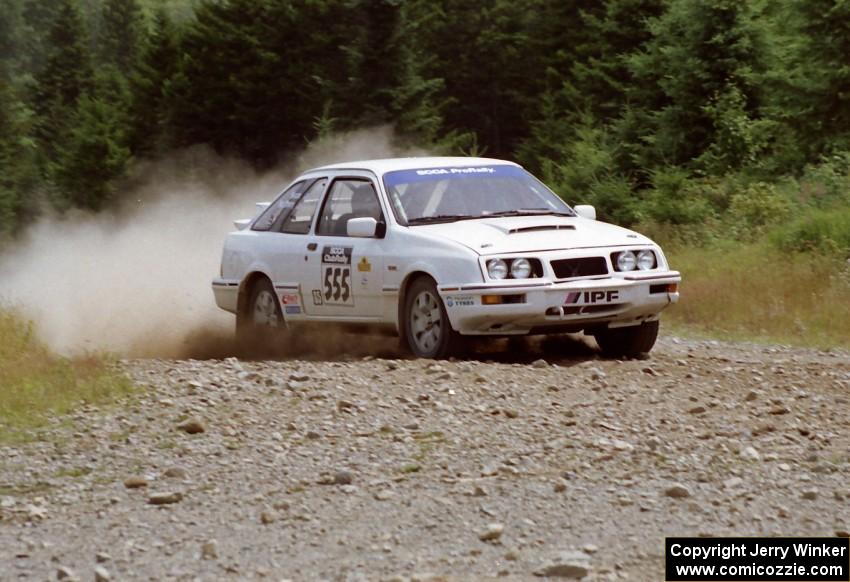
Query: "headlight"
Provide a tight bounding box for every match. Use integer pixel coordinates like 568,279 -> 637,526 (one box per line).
637,250 -> 656,271
487,259 -> 508,279
510,258 -> 532,279
617,251 -> 637,271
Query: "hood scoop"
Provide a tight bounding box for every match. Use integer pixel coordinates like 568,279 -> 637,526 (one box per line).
508,224 -> 575,235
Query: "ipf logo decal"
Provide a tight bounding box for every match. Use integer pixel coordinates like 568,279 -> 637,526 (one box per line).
565,290 -> 620,304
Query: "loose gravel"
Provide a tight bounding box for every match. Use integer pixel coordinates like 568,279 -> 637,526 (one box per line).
2,335 -> 850,581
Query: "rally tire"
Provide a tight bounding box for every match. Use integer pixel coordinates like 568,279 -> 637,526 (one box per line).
403,277 -> 463,359
236,278 -> 285,355
594,320 -> 659,359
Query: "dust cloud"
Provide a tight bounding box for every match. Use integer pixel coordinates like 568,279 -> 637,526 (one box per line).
0,126 -> 421,358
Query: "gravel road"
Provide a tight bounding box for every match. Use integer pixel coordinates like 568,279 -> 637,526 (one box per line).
2,334 -> 850,581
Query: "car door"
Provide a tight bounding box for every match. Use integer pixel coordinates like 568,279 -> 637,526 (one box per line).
265,177 -> 328,317
304,176 -> 386,319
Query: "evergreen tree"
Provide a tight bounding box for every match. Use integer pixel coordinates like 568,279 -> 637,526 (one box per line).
0,0 -> 23,76
30,0 -> 93,162
784,0 -> 850,158
0,82 -> 32,236
50,95 -> 130,211
626,0 -> 768,171
398,0 -> 542,156
346,0 -> 403,124
128,9 -> 180,155
19,0 -> 64,77
571,0 -> 664,120
517,0 -> 662,173
98,0 -> 144,70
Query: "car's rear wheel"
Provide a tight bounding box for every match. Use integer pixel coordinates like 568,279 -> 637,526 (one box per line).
237,278 -> 285,354
403,277 -> 462,359
593,320 -> 659,358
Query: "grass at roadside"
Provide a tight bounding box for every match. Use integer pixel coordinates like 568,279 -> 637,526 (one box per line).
0,308 -> 134,443
664,241 -> 850,349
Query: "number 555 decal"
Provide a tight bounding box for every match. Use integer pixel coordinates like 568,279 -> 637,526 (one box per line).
321,246 -> 354,306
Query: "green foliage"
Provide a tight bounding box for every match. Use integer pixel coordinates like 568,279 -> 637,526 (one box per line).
780,0 -> 850,159
0,307 -> 133,439
726,181 -> 793,240
2,0 -> 850,246
697,84 -> 777,175
626,0 -> 767,169
50,95 -> 131,211
397,0 -> 544,157
29,0 -> 93,160
797,153 -> 850,208
772,207 -> 850,255
97,0 -> 144,69
537,115 -> 642,225
645,167 -> 719,227
127,7 -> 179,155
666,242 -> 850,349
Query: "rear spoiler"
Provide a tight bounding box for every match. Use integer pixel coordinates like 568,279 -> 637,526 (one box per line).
234,202 -> 271,230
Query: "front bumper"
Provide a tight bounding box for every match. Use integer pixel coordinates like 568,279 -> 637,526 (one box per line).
212,278 -> 240,314
439,271 -> 680,335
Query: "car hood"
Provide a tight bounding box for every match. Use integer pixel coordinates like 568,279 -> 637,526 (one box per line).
411,215 -> 653,255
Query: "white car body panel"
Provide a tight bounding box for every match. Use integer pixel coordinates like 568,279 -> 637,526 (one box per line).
212,156 -> 680,338
411,215 -> 654,255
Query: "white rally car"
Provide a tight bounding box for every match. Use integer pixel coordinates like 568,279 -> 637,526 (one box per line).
212,157 -> 680,358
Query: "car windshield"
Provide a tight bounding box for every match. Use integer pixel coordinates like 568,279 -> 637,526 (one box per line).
383,165 -> 574,225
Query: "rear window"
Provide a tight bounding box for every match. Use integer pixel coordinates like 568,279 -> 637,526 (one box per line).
252,180 -> 307,231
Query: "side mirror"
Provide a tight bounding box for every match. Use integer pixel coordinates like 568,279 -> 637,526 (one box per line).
347,217 -> 378,238
234,218 -> 251,231
574,205 -> 597,220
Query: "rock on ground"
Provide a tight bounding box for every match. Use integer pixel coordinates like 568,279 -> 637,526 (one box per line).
0,336 -> 848,580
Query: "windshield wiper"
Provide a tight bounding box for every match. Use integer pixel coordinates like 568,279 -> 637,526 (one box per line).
484,208 -> 575,217
407,214 -> 481,225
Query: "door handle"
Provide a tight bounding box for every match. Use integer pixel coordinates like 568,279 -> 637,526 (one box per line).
307,243 -> 317,251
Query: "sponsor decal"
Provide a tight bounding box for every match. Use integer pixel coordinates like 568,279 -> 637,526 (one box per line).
415,167 -> 496,176
281,294 -> 299,305
446,295 -> 475,307
311,289 -> 323,305
285,305 -> 302,315
321,246 -> 354,306
357,257 -> 372,273
322,246 -> 352,265
565,290 -> 620,305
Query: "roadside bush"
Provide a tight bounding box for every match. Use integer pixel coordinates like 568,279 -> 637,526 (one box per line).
645,167 -> 719,226
772,207 -> 850,256
797,152 -> 850,208
726,181 -> 793,240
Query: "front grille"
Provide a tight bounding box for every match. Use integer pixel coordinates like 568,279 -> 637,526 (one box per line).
551,256 -> 608,279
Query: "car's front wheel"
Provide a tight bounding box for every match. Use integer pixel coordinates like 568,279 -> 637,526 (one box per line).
403,277 -> 462,359
237,278 -> 285,354
593,320 -> 659,358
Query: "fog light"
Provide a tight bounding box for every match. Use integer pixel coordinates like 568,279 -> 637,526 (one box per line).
482,295 -> 503,305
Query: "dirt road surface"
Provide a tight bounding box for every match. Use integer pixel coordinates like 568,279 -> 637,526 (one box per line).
2,335 -> 850,581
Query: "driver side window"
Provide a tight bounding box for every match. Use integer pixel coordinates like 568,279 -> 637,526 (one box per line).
316,179 -> 383,236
